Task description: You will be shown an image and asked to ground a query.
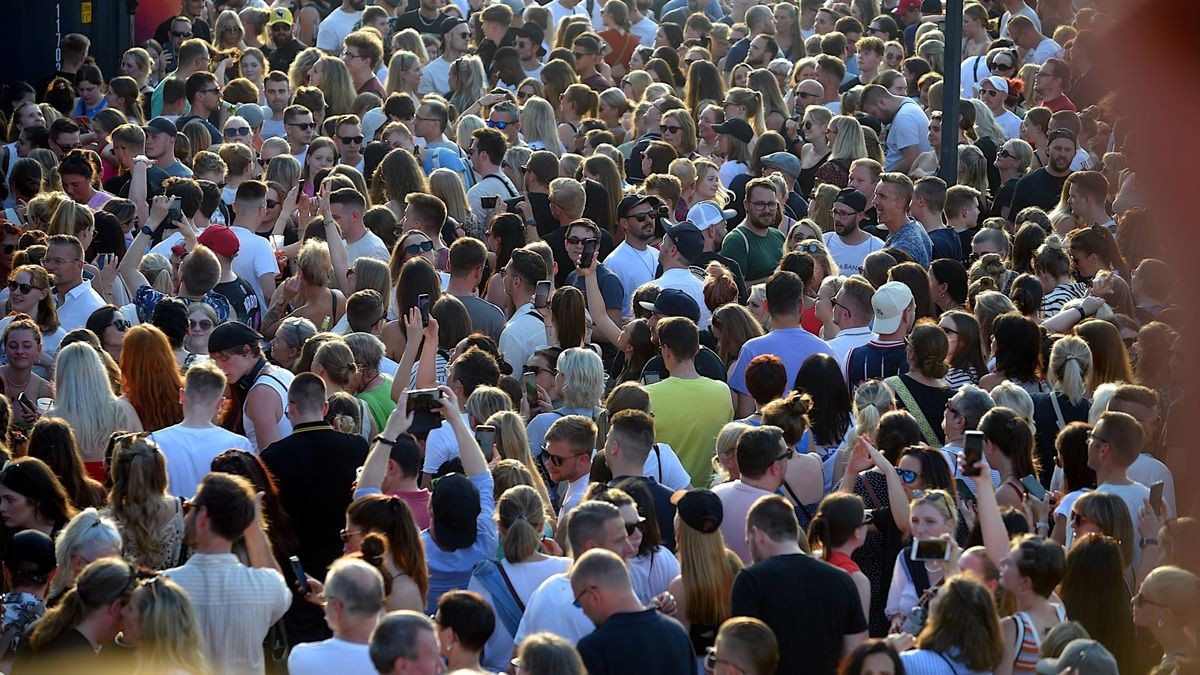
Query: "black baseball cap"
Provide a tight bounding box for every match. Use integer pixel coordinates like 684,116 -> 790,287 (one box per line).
671,489 -> 723,534
834,188 -> 868,212
638,288 -> 701,323
617,193 -> 654,218
661,221 -> 705,264
5,530 -> 55,585
712,117 -> 753,144
207,321 -> 261,354
431,473 -> 481,551
515,22 -> 546,54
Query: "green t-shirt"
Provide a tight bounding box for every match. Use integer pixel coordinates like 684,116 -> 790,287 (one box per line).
719,224 -> 785,282
358,374 -> 396,433
645,376 -> 734,488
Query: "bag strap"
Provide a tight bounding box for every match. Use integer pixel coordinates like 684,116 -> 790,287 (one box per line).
495,560 -> 526,612
885,376 -> 940,447
933,650 -> 961,675
653,443 -> 662,483
1048,391 -> 1067,431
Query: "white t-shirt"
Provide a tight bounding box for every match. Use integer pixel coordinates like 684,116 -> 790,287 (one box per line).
468,556 -> 572,673
418,56 -> 454,96
467,173 -> 520,224
630,16 -> 658,46
628,547 -> 680,605
316,9 -> 363,52
995,109 -> 1022,142
230,226 -> 280,312
261,117 -> 285,140
823,231 -> 885,276
1023,37 -> 1063,66
1096,479 -> 1151,564
345,230 -> 391,265
421,413 -> 471,475
288,637 -> 374,675
884,100 -> 932,171
999,5 -> 1041,38
1128,454 -> 1175,518
151,424 -> 255,499
514,573 -> 595,646
604,241 -> 660,318
654,267 -> 711,330
546,0 -> 591,30
642,442 -> 692,491
1055,487 -> 1091,549
828,327 -> 876,369
719,160 -> 747,188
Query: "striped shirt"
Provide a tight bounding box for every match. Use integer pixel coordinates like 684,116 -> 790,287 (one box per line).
1039,281 -> 1088,319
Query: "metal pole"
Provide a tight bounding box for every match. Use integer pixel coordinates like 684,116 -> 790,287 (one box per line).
939,0 -> 963,186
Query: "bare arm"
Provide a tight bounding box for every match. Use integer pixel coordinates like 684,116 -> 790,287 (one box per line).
968,457 -> 1010,567
438,385 -> 487,476
891,144 -> 922,175
577,261 -> 622,345
322,217 -> 351,292
243,492 -> 282,573
117,195 -> 170,293
130,155 -> 150,229
358,394 -> 413,492
260,275 -> 302,339
245,385 -> 285,449
861,437 -> 911,536
390,310 -> 424,401
414,316 -> 440,389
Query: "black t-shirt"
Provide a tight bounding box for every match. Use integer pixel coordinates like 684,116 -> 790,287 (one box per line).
928,227 -> 962,264
1008,168 -> 1068,217
609,474 -> 677,551
268,38 -> 307,74
891,373 -> 953,446
214,278 -> 262,330
731,553 -> 868,675
103,167 -> 170,199
956,225 -> 979,262
576,609 -> 696,675
642,346 -> 727,383
1031,391 -> 1091,487
154,17 -> 212,45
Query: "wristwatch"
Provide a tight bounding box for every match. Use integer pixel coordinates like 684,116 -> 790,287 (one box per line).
141,225 -> 155,236
371,435 -> 397,447
1140,536 -> 1159,548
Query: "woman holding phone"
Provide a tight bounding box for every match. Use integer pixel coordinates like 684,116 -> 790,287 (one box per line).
884,489 -> 959,634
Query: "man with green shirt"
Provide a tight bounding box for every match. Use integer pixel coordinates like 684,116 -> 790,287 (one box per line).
720,177 -> 787,284
644,317 -> 734,487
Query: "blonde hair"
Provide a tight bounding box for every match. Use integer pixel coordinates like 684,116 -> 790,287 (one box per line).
725,87 -> 765,136
428,169 -> 472,225
1047,335 -> 1091,406
297,239 -> 332,287
108,436 -> 173,565
487,410 -> 552,516
314,339 -> 358,389
131,576 -> 209,675
51,508 -> 121,597
911,488 -> 957,529
623,70 -> 652,102
829,115 -> 868,161
496,485 -> 547,562
519,96 -> 563,154
852,379 -> 896,440
50,343 -> 127,459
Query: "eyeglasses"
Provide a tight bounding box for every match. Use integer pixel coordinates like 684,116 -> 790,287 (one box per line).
1086,429 -> 1109,445
404,240 -> 434,256
339,528 -> 362,543
831,208 -> 859,217
565,236 -> 598,246
661,124 -> 683,134
523,365 -> 557,376
338,134 -> 365,145
896,467 -> 921,484
945,402 -> 961,417
624,517 -> 646,536
748,200 -> 777,211
980,88 -> 1002,98
8,281 -> 42,294
189,319 -> 214,330
486,120 -> 510,130
990,62 -> 1014,72
572,585 -> 596,608
1133,591 -> 1167,608
287,122 -> 315,130
940,325 -> 958,335
774,447 -> 794,462
705,647 -> 738,672
342,50 -> 365,59
224,126 -> 251,137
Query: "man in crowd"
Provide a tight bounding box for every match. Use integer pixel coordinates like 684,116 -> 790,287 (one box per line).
605,194 -> 662,318
860,84 -> 931,173
330,188 -> 390,264
413,98 -> 474,186
1009,128 -> 1077,215
266,9 -> 305,74
342,31 -> 386,97
722,179 -> 785,285
283,104 -> 317,161
544,416 -> 598,527
44,234 -> 104,332
368,611 -> 442,674
563,218 -> 624,329
824,188 -> 884,275
466,128 -> 518,223
395,0 -> 456,36
686,201 -> 748,301
828,276 -> 878,365
723,5 -> 776,72
420,19 -> 471,95
911,177 -> 961,262
1066,171 -> 1115,231
1033,57 -> 1075,112
446,237 -> 505,341
1089,411 -> 1152,560
317,0 -> 366,52
498,247 -> 550,373
288,558 -> 384,674
940,384 -> 996,477
708,618 -> 780,675
732,494 -> 868,673
874,172 -> 932,267
1008,15 -> 1061,65
944,185 -> 982,261
712,427 -> 789,563
603,409 -> 679,550
331,115 -> 365,173
845,281 -> 914,390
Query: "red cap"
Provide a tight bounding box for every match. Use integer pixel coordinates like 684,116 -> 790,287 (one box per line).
197,225 -> 240,259
892,0 -> 921,14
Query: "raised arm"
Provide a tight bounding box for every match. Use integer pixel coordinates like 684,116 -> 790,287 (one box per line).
967,457 -> 1010,567
130,155 -> 151,229
117,194 -> 169,293
437,384 -> 487,476
322,215 -> 351,292
244,492 -> 283,573
390,308 -> 425,402
859,436 -> 911,536
358,394 -> 413,493
414,316 -> 440,389
576,260 -> 622,345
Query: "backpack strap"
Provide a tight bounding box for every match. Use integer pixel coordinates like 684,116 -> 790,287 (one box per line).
653,443 -> 662,483
885,376 -> 940,447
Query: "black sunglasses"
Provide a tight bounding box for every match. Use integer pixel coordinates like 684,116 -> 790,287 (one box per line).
339,134 -> 364,144
404,240 -> 434,255
8,281 -> 41,294
624,518 -> 646,536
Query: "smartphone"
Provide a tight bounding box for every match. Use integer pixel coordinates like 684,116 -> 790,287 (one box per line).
416,293 -> 431,327
961,431 -> 984,477
533,280 -> 551,309
580,239 -> 597,269
14,392 -> 36,413
910,537 -> 951,562
1149,481 -> 1164,516
475,425 -> 496,462
481,195 -> 498,209
289,555 -> 311,594
1019,474 -> 1047,501
167,196 -> 182,222
523,371 -> 538,402
956,478 -> 976,503
298,177 -> 306,192
643,371 -> 661,385
75,115 -> 91,129
408,388 -> 443,413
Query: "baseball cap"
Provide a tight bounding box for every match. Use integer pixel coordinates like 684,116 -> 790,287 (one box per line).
431,473 -> 482,551
198,225 -> 240,259
144,116 -> 177,137
713,117 -> 753,144
871,281 -> 914,335
761,152 -> 802,179
834,188 -> 868,212
638,288 -> 701,323
618,193 -> 654,218
4,530 -> 55,585
235,103 -> 265,129
662,221 -> 705,265
362,107 -> 387,143
892,0 -> 921,14
515,22 -> 547,54
978,75 -> 1010,94
268,7 -> 294,26
671,489 -> 723,534
1036,640 -> 1118,675
207,321 -> 262,354
685,201 -> 736,232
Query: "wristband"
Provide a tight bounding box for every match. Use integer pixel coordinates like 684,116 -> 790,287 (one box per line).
1140,537 -> 1159,548
372,435 -> 397,447
1075,306 -> 1087,321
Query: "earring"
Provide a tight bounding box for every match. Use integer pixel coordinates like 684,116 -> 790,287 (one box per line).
1158,618 -> 1165,628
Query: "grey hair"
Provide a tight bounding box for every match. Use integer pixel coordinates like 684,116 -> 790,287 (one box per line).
277,316 -> 318,350
369,610 -> 437,672
954,384 -> 995,430
52,508 -> 122,597
344,332 -> 385,371
557,347 -> 605,409
326,558 -> 385,616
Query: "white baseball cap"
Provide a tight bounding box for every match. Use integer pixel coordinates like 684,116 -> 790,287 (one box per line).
871,281 -> 914,334
685,201 -> 736,232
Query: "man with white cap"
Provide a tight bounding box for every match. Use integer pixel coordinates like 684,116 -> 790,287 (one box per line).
844,280 -> 913,390
686,200 -> 748,302
977,75 -> 1022,141
760,151 -> 809,220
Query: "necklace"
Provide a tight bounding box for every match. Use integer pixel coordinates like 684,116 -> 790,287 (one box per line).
4,367 -> 30,390
923,561 -> 942,574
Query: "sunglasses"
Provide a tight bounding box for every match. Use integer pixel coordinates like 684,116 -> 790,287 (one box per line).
224,127 -> 251,137
8,281 -> 41,294
486,120 -> 510,130
339,134 -> 365,144
112,319 -> 130,332
624,518 -> 646,536
189,319 -> 214,330
565,236 -> 598,246
661,124 -> 683,134
404,240 -> 434,255
895,468 -> 920,484
997,148 -> 1014,158
287,122 -> 315,130
794,242 -> 821,254
266,199 -> 279,209
523,365 -> 557,376
339,528 -> 362,543
990,62 -> 1014,72
774,447 -> 795,462
626,212 -> 654,222
980,89 -> 1002,97
542,450 -> 575,467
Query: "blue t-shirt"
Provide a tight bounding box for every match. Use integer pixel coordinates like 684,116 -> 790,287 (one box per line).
884,220 -> 933,268
728,327 -> 833,396
845,340 -> 909,392
928,227 -> 963,263
135,284 -> 231,324
566,263 -> 625,314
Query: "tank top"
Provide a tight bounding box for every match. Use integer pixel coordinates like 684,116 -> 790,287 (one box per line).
1012,605 -> 1067,672
244,364 -> 294,452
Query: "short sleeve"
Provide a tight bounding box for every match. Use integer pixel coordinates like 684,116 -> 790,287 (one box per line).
889,107 -> 926,152
598,272 -> 625,310
727,342 -> 753,396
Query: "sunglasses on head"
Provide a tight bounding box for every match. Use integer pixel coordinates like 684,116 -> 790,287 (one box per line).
404,240 -> 434,255
8,281 -> 40,294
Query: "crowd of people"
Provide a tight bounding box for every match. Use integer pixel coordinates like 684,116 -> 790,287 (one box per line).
0,0 -> 1189,673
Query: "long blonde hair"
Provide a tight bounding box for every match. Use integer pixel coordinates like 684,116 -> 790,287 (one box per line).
131,576 -> 209,675
488,410 -> 552,516
429,168 -> 471,225
108,435 -> 173,564
749,69 -> 787,125
725,87 -> 765,137
50,343 -> 126,458
829,115 -> 868,161
317,55 -> 357,116
677,514 -> 743,628
519,96 -> 563,154
851,379 -> 896,440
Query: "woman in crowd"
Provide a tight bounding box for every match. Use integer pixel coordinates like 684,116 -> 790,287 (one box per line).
885,489 -> 958,631
432,590 -> 494,673
1048,423 -> 1097,546
761,392 -> 825,513
525,347 -> 604,452
1060,533 -> 1137,673
107,434 -> 185,570
1,316 -> 54,430
886,320 -> 953,447
84,305 -> 128,364
977,406 -> 1038,511
1075,319 -> 1135,391
262,240 -> 344,338
469,484 -> 569,672
514,633 -> 586,675
46,342 -> 141,479
118,325 -> 184,432
0,456 -> 76,541
939,310 -> 986,389
26,417 -> 106,510
808,493 -> 872,617
268,317 -> 316,373
898,575 -> 1005,674
979,313 -> 1045,394
1030,337 -> 1092,483
2,266 -> 63,377
667,489 -> 743,660
793,353 -> 852,490
611,480 -> 679,604
19,557 -> 136,668
1132,565 -> 1200,673
49,508 -> 123,601
119,575 -> 209,675
344,494 -> 428,612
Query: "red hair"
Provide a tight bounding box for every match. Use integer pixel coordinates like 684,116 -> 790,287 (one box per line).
120,324 -> 183,432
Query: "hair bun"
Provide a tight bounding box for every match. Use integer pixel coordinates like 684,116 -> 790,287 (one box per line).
359,533 -> 388,566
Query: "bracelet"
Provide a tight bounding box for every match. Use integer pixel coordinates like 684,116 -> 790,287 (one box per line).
371,435 -> 397,447
1075,306 -> 1087,321
1140,537 -> 1159,548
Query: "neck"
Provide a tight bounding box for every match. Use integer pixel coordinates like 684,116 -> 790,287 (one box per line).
446,275 -> 479,296
666,359 -> 699,379
905,367 -> 942,387
1017,591 -> 1052,613
607,457 -> 643,479
607,592 -> 646,619
446,650 -> 482,671
740,473 -> 777,492
420,5 -> 439,18
334,615 -> 377,644
181,407 -> 219,428
390,474 -> 421,493
947,216 -> 972,233
770,313 -> 801,329
767,541 -> 805,557
914,211 -> 941,231
624,234 -> 650,251
861,65 -> 879,82
1095,464 -> 1128,486
1152,623 -> 1194,657
74,615 -> 111,650
883,213 -> 909,233
444,47 -> 465,61
193,534 -> 235,555
810,136 -> 829,153
945,428 -> 963,445
512,291 -> 534,308
837,225 -> 868,244
55,277 -> 82,297
192,104 -> 213,118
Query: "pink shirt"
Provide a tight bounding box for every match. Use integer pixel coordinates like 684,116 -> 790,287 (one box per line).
387,488 -> 431,531
712,480 -> 775,564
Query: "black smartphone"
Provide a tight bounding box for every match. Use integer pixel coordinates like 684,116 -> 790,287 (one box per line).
523,372 -> 538,402
417,293 -> 431,327
534,280 -> 551,309
955,478 -> 976,503
1020,474 -> 1047,501
580,239 -> 597,268
166,196 -> 182,223
910,537 -> 951,562
481,195 -> 498,209
289,555 -> 311,594
1149,481 -> 1164,515
475,425 -> 496,462
14,392 -> 35,413
961,431 -> 984,477
408,388 -> 443,414
298,177 -> 306,192
643,371 -> 661,385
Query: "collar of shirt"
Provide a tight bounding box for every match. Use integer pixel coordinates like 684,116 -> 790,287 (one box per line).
60,279 -> 95,301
